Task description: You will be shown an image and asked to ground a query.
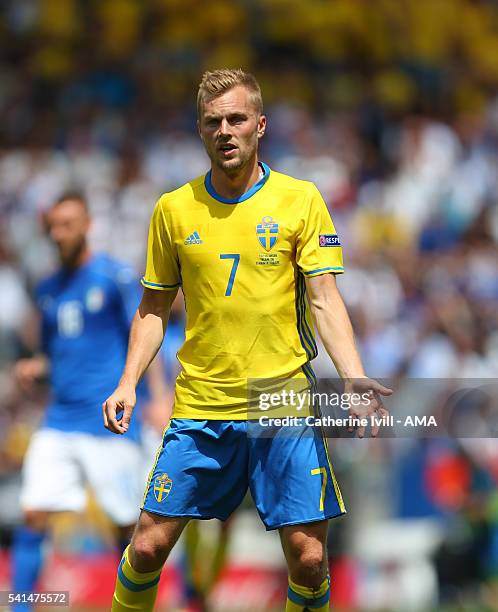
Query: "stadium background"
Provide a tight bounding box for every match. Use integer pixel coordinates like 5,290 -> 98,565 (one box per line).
1,0 -> 498,610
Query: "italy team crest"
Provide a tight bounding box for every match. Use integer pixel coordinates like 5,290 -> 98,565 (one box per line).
86,287 -> 104,312
153,473 -> 173,502
256,216 -> 279,251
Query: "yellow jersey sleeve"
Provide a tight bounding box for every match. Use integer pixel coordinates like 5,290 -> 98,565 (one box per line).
296,183 -> 344,277
141,197 -> 181,291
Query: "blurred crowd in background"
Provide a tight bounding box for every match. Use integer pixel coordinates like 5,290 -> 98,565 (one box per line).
1,0 -> 498,609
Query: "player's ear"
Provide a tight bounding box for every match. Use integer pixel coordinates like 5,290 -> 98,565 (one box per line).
197,119 -> 202,139
257,114 -> 266,139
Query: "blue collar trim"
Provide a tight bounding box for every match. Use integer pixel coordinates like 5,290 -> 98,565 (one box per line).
204,162 -> 270,204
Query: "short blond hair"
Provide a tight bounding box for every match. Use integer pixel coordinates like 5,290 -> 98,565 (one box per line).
197,69 -> 263,118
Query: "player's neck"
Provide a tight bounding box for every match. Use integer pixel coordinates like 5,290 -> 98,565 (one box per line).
61,245 -> 92,271
210,158 -> 262,200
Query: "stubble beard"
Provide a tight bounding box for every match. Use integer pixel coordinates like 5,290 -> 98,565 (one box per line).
210,139 -> 258,177
213,155 -> 245,175
58,238 -> 86,269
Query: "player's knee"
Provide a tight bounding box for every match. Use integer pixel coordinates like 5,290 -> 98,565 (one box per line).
298,545 -> 325,571
130,536 -> 168,572
23,510 -> 49,532
288,539 -> 326,583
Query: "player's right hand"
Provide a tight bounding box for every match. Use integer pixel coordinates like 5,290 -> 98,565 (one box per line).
14,356 -> 48,391
102,384 -> 136,434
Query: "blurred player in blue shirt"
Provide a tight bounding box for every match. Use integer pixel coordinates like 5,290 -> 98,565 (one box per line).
11,193 -> 153,610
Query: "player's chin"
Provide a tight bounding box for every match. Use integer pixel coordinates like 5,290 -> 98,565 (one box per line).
59,245 -> 80,263
218,156 -> 242,169
217,156 -> 250,175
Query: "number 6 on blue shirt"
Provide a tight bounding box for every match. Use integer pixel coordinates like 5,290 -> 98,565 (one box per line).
220,254 -> 240,297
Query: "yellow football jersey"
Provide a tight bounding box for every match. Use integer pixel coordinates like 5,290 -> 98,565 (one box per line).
142,163 -> 344,419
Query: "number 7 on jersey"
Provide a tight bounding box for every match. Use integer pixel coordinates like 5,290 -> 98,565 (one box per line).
220,254 -> 240,297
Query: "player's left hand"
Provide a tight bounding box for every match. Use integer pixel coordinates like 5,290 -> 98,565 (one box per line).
102,383 -> 136,434
344,377 -> 393,438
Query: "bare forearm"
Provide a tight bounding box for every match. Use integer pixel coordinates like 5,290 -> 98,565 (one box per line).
312,300 -> 365,378
120,288 -> 176,387
306,275 -> 365,379
305,274 -> 393,437
120,312 -> 165,386
104,287 -> 176,435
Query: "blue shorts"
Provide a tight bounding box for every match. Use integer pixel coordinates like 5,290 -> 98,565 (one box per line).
141,419 -> 346,530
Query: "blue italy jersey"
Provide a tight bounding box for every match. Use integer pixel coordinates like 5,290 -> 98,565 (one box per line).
35,253 -> 143,440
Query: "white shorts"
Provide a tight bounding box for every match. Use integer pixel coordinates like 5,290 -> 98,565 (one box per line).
20,428 -> 144,526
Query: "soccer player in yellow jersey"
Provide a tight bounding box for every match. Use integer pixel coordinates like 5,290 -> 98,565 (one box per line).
103,69 -> 392,611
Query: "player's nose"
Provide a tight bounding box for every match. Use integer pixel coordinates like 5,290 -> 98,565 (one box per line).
219,118 -> 231,135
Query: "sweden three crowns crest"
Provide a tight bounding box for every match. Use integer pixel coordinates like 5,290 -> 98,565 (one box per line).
153,473 -> 173,502
256,216 -> 278,251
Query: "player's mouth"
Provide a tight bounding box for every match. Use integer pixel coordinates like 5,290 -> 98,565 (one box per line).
218,143 -> 238,156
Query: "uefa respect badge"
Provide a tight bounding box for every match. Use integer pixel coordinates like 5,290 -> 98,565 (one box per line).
319,234 -> 341,247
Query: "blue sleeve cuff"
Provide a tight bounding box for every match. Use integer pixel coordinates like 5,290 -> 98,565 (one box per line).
302,266 -> 344,276
141,278 -> 181,290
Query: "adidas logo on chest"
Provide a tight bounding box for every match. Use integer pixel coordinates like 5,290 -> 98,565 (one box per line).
184,231 -> 203,245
